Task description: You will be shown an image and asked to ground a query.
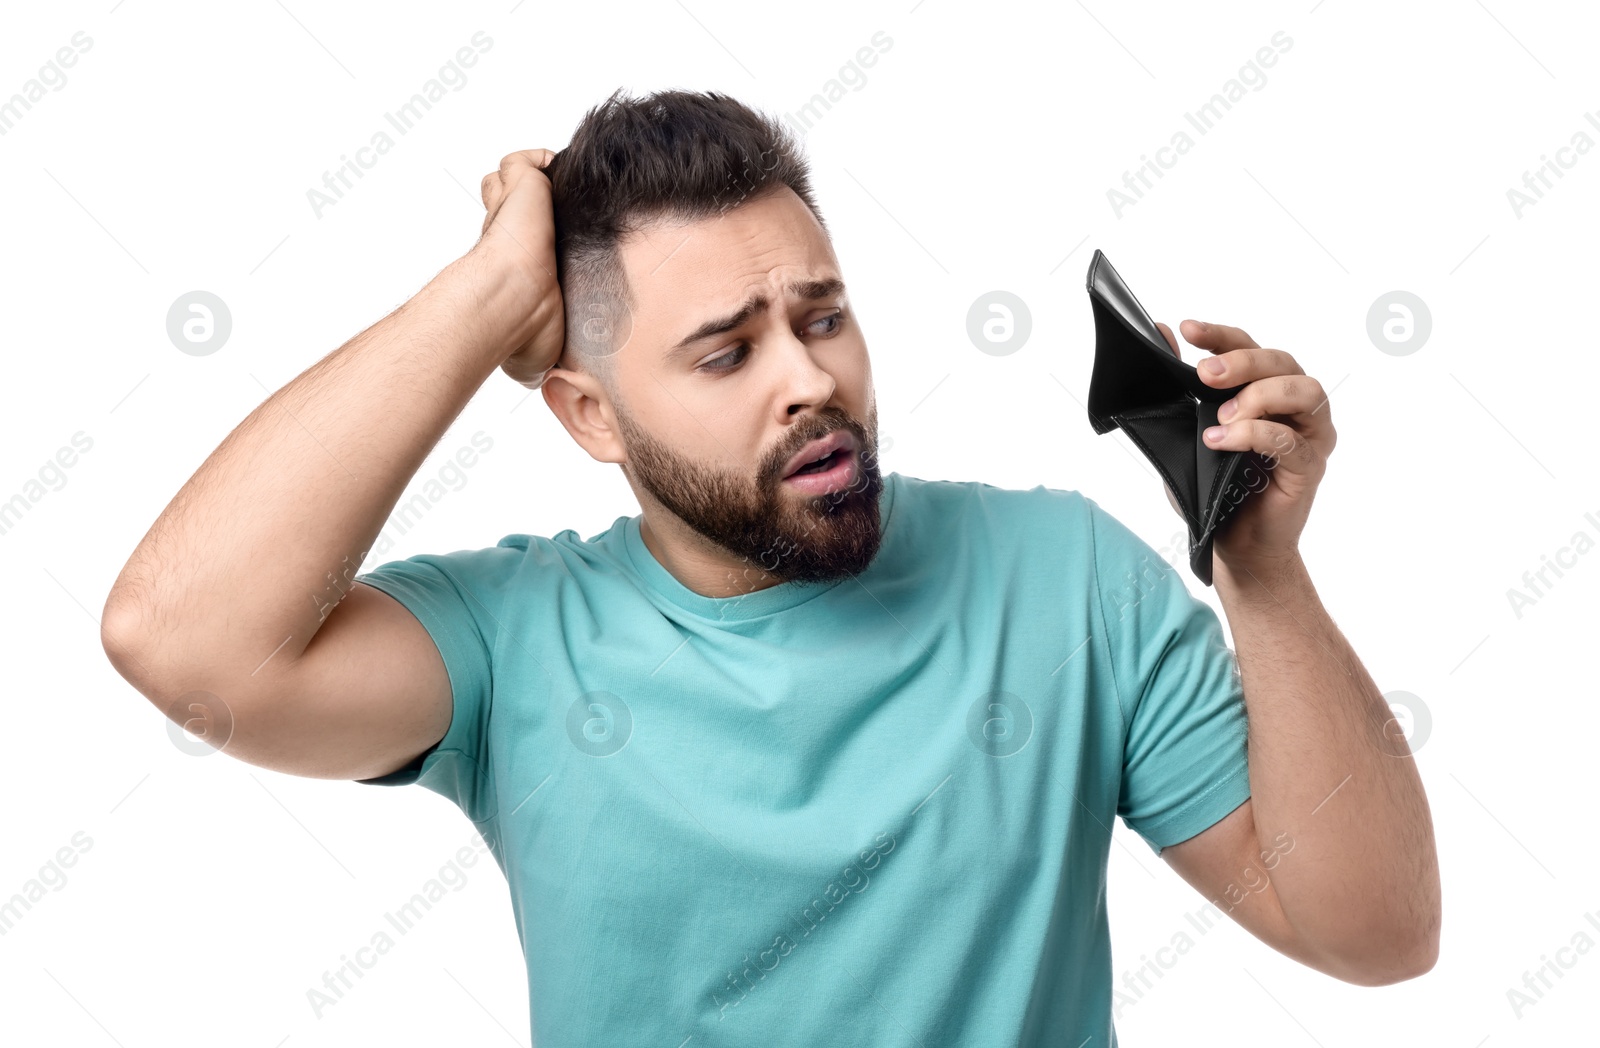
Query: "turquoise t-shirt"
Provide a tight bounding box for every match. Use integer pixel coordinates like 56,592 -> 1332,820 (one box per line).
354,471 -> 1250,1045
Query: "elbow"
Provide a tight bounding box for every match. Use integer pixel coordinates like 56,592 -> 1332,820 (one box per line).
1346,944 -> 1437,988
1391,918 -> 1442,983
101,592 -> 173,706
1383,895 -> 1443,985
100,597 -> 153,690
1321,916 -> 1440,987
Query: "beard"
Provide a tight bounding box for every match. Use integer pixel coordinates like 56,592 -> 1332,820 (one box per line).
615,400 -> 885,589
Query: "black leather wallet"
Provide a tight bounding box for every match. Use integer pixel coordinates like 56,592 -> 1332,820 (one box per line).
1084,249 -> 1268,586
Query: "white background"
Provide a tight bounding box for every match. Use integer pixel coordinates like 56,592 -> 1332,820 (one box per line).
2,0 -> 1596,1043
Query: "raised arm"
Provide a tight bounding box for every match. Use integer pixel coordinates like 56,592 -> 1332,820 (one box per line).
100,149 -> 566,781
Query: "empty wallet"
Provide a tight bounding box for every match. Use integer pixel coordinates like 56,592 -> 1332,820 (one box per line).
1084,249 -> 1269,587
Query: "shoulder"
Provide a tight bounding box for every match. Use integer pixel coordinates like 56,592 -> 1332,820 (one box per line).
370,533 -> 533,575
356,528 -> 553,590
1075,495 -> 1188,593
359,510 -> 635,587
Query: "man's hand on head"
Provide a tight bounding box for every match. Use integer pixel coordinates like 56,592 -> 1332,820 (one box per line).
469,148 -> 567,389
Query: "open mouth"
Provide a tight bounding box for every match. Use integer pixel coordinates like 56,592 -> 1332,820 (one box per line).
790,449 -> 846,476
783,447 -> 857,493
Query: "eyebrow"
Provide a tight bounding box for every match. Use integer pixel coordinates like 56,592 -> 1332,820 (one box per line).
667,277 -> 846,360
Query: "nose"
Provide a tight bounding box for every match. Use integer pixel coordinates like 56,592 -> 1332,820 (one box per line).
776,329 -> 838,417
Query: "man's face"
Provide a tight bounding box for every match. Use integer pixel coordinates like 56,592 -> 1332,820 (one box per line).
608,185 -> 884,589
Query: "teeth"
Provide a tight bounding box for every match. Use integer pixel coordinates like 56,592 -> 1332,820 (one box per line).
792,449 -> 837,475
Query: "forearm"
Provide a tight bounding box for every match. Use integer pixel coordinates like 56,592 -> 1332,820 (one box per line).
102,248 -> 538,693
1213,553 -> 1440,980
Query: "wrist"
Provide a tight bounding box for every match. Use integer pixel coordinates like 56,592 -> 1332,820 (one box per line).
1214,547 -> 1307,603
433,248 -> 551,366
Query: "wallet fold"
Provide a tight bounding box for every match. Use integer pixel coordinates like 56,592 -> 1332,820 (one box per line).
1084,249 -> 1268,586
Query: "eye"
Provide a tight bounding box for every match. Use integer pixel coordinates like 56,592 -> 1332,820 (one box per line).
694,312 -> 844,375
810,311 -> 844,336
697,344 -> 749,373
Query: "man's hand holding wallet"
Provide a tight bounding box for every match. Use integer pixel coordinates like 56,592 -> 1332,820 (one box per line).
1085,250 -> 1336,586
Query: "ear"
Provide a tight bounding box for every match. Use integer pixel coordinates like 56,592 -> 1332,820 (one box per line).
539,365 -> 627,466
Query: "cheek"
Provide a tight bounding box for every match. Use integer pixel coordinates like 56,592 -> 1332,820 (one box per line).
834,344 -> 873,399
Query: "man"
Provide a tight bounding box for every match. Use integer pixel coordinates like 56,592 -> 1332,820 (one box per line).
101,88 -> 1438,1044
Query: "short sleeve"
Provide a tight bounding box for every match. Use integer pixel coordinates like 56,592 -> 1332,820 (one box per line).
350,541 -> 525,825
1085,497 -> 1251,856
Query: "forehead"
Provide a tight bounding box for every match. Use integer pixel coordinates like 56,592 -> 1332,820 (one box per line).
616,187 -> 836,322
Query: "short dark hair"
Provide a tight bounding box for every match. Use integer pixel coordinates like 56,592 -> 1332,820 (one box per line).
544,88 -> 828,396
